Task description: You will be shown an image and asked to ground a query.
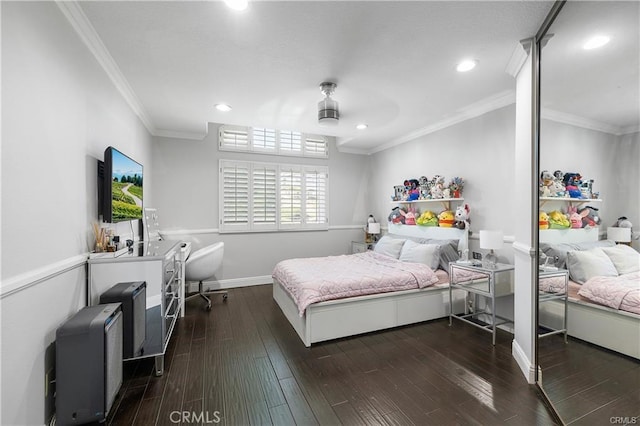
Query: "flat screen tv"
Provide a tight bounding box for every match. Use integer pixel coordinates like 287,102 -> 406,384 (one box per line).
103,147 -> 143,223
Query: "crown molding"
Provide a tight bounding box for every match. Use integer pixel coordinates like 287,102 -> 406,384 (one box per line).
370,90 -> 515,155
620,124 -> 640,136
505,41 -> 530,78
541,108 -> 623,136
154,129 -> 206,141
56,1 -> 157,135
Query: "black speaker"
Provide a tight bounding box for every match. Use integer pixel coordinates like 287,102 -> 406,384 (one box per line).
56,304 -> 123,425
100,281 -> 146,359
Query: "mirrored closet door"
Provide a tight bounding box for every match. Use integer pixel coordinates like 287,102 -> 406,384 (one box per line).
536,1 -> 640,424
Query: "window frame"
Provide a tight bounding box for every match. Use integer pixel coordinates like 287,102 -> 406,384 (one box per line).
219,159 -> 329,233
219,125 -> 329,158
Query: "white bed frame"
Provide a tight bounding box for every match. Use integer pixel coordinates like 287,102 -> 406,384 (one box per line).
539,229 -> 640,359
273,280 -> 466,347
272,225 -> 467,347
539,297 -> 640,359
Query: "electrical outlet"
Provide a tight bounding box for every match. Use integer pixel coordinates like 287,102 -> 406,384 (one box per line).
472,251 -> 482,260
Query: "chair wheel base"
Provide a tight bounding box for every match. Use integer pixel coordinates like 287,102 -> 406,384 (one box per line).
206,303 -> 212,311
223,294 -> 228,302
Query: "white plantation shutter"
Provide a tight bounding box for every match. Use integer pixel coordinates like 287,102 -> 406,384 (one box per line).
279,167 -> 303,227
303,135 -> 328,158
252,128 -> 277,152
251,165 -> 277,230
219,125 -> 328,158
219,160 -> 328,232
304,168 -> 328,226
279,130 -> 303,155
219,125 -> 249,151
220,161 -> 250,231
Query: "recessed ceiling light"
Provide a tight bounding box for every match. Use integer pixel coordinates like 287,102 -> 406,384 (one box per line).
215,104 -> 232,112
583,35 -> 610,50
224,0 -> 248,11
456,59 -> 477,73
356,124 -> 368,130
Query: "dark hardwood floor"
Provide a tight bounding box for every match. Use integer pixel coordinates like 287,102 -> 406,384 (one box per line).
107,284 -> 556,425
538,333 -> 640,425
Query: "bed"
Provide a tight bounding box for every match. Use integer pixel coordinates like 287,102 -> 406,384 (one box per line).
538,241 -> 640,359
272,226 -> 475,347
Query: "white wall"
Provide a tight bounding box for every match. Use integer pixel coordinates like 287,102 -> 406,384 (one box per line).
150,123 -> 370,281
1,3 -> 153,424
540,119 -> 629,228
369,105 -> 517,249
613,131 -> 639,250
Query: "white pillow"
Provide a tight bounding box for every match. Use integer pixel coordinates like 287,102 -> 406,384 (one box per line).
373,236 -> 406,259
399,240 -> 440,270
566,248 -> 618,284
600,245 -> 640,275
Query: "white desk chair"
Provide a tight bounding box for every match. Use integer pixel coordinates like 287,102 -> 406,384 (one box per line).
184,242 -> 227,311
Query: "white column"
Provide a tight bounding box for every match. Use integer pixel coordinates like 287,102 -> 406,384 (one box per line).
508,39 -> 538,383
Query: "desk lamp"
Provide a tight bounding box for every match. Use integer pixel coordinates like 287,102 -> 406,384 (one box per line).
480,230 -> 503,268
607,227 -> 631,246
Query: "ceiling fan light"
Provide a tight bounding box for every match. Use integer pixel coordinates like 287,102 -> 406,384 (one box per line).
318,82 -> 339,126
215,103 -> 232,112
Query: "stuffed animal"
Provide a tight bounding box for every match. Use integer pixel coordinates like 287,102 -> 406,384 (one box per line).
578,206 -> 600,228
540,170 -> 554,187
616,216 -> 633,229
430,175 -> 445,199
388,207 -> 406,224
438,210 -> 455,227
539,211 -> 549,230
404,179 -> 420,201
563,172 -> 584,198
416,210 -> 438,226
567,206 -> 583,229
418,176 -> 431,199
548,210 -> 570,229
402,206 -> 417,225
454,204 -> 470,230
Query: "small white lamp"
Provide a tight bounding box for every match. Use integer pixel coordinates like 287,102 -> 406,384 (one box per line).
480,230 -> 503,268
366,222 -> 381,243
607,227 -> 631,245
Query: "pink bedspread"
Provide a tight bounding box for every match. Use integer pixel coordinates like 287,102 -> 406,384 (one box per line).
273,252 -> 440,316
578,272 -> 640,315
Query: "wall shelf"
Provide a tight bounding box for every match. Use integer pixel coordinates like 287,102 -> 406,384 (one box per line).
392,197 -> 465,211
539,197 -> 602,208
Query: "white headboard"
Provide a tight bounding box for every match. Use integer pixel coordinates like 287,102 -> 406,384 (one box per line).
539,228 -> 600,244
387,223 -> 466,240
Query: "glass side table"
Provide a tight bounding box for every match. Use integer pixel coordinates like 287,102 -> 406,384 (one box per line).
538,268 -> 569,342
449,262 -> 515,345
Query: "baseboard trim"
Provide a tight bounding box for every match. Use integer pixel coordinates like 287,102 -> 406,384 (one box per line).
187,275 -> 272,293
512,339 -> 536,383
0,254 -> 88,299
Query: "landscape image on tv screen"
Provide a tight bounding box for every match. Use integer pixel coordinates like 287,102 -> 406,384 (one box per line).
111,149 -> 143,221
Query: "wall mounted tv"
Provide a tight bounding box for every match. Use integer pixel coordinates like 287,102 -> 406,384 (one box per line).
102,147 -> 143,223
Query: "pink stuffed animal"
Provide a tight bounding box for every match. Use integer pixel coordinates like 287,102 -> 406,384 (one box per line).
402,206 -> 417,225
567,206 -> 582,229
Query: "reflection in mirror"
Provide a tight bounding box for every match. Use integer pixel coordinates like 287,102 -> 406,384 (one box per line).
536,1 -> 640,424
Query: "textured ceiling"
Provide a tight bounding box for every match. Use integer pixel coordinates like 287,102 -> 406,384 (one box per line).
77,1 -> 636,153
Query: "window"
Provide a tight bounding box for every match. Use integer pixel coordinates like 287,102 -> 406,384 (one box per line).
219,125 -> 328,158
220,160 -> 328,232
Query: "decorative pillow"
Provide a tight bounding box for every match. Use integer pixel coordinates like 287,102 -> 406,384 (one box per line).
540,240 -> 616,269
419,239 -> 460,270
399,240 -> 440,270
373,235 -> 406,259
600,245 -> 640,275
386,234 -> 460,270
566,248 -> 618,284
